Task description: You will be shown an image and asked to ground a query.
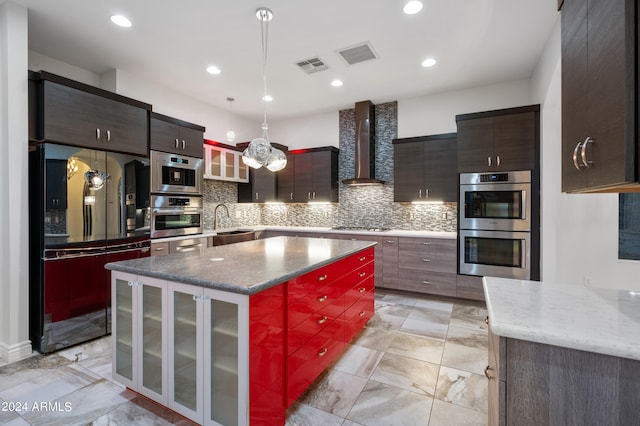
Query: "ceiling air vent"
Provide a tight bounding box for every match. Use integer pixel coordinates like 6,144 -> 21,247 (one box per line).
336,42 -> 378,66
295,57 -> 329,74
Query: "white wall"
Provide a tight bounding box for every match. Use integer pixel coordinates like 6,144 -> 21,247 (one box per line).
398,79 -> 533,138
29,50 -> 100,87
0,0 -> 32,363
532,16 -> 640,290
269,110 -> 338,149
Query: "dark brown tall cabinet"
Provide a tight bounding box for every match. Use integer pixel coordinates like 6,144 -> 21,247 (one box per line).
393,133 -> 457,202
561,0 -> 639,192
456,106 -> 539,173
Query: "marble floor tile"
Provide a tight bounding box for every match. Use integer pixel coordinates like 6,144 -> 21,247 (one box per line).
378,293 -> 419,307
386,332 -> 445,364
446,324 -> 488,351
408,305 -> 452,324
21,378 -> 136,425
414,298 -> 454,313
399,317 -> 449,340
351,327 -> 394,352
366,308 -> 407,332
286,402 -> 345,426
345,380 -> 433,426
333,344 -> 384,379
450,304 -> 488,331
369,353 -> 439,396
435,366 -> 488,413
298,369 -> 368,418
0,354 -> 73,393
441,342 -> 488,376
107,395 -> 198,425
428,399 -> 488,426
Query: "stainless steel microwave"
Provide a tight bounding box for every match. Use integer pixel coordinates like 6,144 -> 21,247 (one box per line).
150,150 -> 203,195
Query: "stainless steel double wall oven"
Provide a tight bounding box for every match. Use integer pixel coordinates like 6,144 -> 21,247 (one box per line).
149,150 -> 204,238
458,170 -> 535,280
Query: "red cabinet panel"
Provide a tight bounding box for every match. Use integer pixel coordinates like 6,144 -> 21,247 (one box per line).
344,289 -> 374,344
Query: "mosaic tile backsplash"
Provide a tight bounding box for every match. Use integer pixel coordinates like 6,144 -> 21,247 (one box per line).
201,101 -> 457,232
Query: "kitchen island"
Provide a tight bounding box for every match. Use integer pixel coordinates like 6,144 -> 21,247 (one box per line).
105,236 -> 376,426
483,277 -> 640,426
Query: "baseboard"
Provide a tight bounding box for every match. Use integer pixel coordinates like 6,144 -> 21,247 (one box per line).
0,340 -> 33,365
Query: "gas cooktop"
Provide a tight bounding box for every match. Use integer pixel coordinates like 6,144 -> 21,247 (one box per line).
331,226 -> 390,232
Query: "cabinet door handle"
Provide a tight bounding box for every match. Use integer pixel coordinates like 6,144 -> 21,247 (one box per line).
487,156 -> 492,167
290,192 -> 294,201
496,155 -> 501,166
182,140 -> 186,150
422,281 -> 431,285
359,311 -> 366,317
318,274 -> 328,281
422,258 -> 432,262
422,242 -> 431,245
484,365 -> 494,380
106,130 -> 111,142
96,128 -> 101,141
317,316 -> 328,325
386,240 -> 396,244
419,189 -> 422,198
175,138 -> 180,149
317,295 -> 328,303
192,294 -> 200,302
127,281 -> 135,287
317,348 -> 328,357
581,137 -> 594,168
313,191 -> 316,199
573,139 -> 585,170
485,316 -> 489,326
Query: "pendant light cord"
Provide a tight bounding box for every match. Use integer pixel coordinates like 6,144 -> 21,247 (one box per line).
260,11 -> 269,138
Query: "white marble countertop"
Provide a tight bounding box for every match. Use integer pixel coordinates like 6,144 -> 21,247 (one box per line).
484,277 -> 640,361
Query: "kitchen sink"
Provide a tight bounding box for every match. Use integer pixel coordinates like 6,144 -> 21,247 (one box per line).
210,230 -> 256,246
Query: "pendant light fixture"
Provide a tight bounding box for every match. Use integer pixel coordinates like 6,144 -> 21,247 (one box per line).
242,7 -> 287,172
84,151 -> 110,190
225,97 -> 236,142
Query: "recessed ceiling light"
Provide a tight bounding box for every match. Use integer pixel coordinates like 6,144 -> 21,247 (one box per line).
110,15 -> 132,28
403,1 -> 423,15
206,65 -> 221,75
421,57 -> 437,67
262,95 -> 273,102
331,79 -> 343,87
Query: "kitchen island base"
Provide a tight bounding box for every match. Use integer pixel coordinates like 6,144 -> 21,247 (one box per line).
109,241 -> 375,425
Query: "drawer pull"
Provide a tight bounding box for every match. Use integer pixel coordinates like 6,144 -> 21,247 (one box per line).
318,274 -> 328,281
359,272 -> 366,278
422,242 -> 431,245
422,281 -> 431,285
422,258 -> 432,262
386,240 -> 396,244
359,311 -> 366,317
317,316 -> 328,325
485,316 -> 489,326
318,348 -> 328,357
359,256 -> 366,262
359,287 -> 366,293
155,247 -> 166,251
484,365 -> 494,380
317,295 -> 328,303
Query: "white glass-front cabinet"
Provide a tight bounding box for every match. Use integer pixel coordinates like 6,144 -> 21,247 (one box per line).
203,144 -> 249,183
112,271 -> 249,426
112,272 -> 168,404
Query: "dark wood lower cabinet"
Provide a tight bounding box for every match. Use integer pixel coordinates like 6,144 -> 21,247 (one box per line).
488,326 -> 640,426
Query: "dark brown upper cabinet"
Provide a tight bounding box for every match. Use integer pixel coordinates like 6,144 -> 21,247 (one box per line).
561,0 -> 639,193
276,152 -> 296,203
292,148 -> 339,203
456,105 -> 539,173
45,159 -> 68,210
393,133 -> 457,202
238,167 -> 278,203
150,112 -> 205,159
29,71 -> 150,157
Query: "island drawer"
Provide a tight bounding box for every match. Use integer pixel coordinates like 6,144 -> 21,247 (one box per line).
287,315 -> 345,406
344,288 -> 374,343
345,275 -> 375,309
287,290 -> 345,331
287,309 -> 340,356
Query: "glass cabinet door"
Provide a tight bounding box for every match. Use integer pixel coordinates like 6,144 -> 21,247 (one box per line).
113,273 -> 136,388
209,147 -> 222,178
138,277 -> 167,403
224,152 -> 235,180
204,289 -> 248,426
168,282 -> 204,422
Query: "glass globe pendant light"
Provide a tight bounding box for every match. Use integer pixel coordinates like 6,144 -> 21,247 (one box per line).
241,7 -> 287,172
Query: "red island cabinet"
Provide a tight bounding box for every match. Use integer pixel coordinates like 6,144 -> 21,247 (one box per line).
112,247 -> 374,426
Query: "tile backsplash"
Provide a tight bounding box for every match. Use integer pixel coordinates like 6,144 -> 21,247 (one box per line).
202,100 -> 457,232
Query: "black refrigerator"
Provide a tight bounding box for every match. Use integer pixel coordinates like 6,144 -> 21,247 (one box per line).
29,143 -> 151,353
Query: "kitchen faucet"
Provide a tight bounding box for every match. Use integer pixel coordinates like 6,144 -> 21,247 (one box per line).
213,203 -> 230,230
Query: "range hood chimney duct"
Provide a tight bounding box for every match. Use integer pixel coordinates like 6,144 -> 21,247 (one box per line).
342,100 -> 385,185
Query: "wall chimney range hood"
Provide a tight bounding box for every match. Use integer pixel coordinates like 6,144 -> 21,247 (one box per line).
342,100 -> 385,185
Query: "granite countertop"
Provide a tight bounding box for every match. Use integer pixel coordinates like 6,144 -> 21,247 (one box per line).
154,226 -> 456,243
484,277 -> 640,361
107,236 -> 375,295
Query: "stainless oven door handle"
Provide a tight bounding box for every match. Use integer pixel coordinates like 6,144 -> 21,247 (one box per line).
521,190 -> 527,220
520,238 -> 527,270
153,209 -> 201,215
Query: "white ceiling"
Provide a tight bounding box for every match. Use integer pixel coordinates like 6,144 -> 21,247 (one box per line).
15,0 -> 559,121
